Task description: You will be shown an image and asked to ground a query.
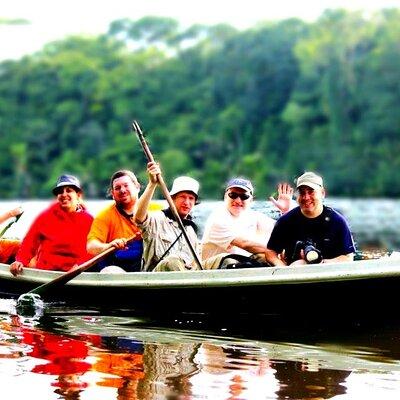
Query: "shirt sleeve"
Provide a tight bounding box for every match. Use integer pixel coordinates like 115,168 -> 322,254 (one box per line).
336,217 -> 356,255
87,209 -> 110,243
136,212 -> 158,241
16,215 -> 43,265
266,219 -> 285,253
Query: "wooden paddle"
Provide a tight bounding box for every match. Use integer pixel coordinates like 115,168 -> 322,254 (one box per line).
132,120 -> 203,270
19,234 -> 140,298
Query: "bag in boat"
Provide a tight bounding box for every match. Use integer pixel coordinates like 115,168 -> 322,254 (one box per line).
218,253 -> 270,269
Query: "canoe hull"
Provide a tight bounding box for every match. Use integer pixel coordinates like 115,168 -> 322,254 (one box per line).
1,258 -> 399,320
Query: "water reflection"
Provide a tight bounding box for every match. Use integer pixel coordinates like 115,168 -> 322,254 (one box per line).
137,343 -> 199,398
1,315 -> 92,399
93,342 -> 144,399
192,343 -> 278,399
2,310 -> 400,399
273,360 -> 349,399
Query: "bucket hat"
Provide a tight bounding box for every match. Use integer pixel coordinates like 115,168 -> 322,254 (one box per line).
52,174 -> 82,195
169,176 -> 199,198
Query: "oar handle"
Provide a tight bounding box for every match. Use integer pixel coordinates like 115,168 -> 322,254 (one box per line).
28,234 -> 140,295
132,120 -> 203,270
135,124 -> 156,163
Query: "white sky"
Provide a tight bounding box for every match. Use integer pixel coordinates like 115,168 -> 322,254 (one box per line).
2,0 -> 400,61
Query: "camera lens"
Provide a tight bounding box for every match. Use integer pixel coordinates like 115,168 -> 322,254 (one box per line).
305,249 -> 320,262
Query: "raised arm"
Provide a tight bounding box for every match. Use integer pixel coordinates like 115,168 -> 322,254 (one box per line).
269,183 -> 294,214
134,162 -> 160,224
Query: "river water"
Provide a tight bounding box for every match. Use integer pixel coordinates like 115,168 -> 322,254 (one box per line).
1,198 -> 400,399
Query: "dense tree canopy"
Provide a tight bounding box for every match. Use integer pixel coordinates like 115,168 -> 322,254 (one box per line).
0,11 -> 399,199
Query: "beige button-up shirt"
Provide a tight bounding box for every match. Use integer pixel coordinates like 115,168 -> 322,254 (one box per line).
138,211 -> 200,271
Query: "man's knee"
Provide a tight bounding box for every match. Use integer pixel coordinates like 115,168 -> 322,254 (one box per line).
154,256 -> 187,272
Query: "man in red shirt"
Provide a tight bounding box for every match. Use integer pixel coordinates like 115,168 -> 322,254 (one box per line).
10,174 -> 93,276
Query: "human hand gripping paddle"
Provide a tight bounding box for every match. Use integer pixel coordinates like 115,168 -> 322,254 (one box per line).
15,234 -> 140,313
132,120 -> 203,270
0,209 -> 24,238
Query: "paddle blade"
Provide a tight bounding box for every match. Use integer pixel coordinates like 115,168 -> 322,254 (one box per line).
16,293 -> 44,318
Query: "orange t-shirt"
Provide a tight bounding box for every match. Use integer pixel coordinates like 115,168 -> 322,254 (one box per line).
87,202 -> 141,243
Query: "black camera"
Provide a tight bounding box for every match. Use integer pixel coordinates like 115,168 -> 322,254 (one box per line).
293,239 -> 322,264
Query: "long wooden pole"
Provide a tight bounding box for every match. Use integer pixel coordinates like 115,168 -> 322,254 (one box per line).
132,120 -> 203,270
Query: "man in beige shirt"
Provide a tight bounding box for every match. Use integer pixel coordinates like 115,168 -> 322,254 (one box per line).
135,162 -> 225,271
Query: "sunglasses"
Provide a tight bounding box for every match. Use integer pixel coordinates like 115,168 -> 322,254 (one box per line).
228,192 -> 251,201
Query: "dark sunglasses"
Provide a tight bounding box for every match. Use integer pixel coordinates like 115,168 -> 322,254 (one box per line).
228,192 -> 251,201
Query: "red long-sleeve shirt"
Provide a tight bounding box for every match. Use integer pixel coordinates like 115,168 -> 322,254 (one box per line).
16,202 -> 93,271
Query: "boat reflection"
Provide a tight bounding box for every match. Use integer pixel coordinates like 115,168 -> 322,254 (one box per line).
1,311 -> 400,399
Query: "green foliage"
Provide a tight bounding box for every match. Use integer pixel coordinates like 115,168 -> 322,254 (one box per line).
0,10 -> 400,199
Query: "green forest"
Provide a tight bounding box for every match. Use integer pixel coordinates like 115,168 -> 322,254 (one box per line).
0,9 -> 399,199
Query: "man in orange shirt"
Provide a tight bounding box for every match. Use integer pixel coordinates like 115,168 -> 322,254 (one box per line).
87,170 -> 142,272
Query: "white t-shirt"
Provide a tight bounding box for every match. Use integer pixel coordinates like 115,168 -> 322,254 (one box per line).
201,205 -> 275,259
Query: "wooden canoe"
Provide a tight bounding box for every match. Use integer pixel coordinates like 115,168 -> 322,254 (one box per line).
1,257 -> 399,318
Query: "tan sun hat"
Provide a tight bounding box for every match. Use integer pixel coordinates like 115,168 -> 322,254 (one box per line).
169,176 -> 200,198
296,172 -> 323,190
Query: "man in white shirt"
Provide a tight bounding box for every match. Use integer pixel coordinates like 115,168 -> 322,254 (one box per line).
201,178 -> 293,261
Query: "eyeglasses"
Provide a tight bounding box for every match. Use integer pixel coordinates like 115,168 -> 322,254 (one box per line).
227,192 -> 251,201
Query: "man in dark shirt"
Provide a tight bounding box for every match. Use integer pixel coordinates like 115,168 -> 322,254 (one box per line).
265,171 -> 355,266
